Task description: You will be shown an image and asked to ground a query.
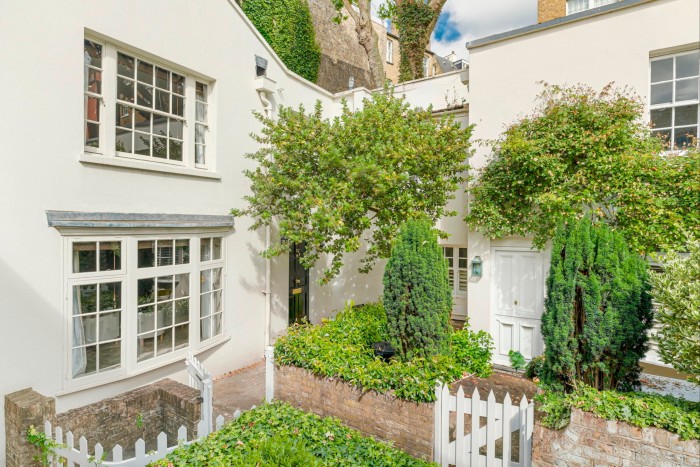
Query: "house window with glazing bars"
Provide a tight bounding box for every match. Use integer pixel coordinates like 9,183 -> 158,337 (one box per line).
443,247 -> 468,296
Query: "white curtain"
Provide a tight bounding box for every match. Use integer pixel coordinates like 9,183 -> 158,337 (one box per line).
72,285 -> 87,378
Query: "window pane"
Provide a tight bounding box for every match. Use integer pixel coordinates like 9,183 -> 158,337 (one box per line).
137,61 -> 154,84
137,333 -> 154,361
135,109 -> 151,132
74,315 -> 96,344
116,128 -> 133,153
99,242 -> 122,271
73,242 -> 97,273
651,58 -> 673,83
212,268 -> 222,290
99,282 -> 121,311
675,127 -> 698,149
174,273 -> 189,298
195,123 -> 206,144
156,67 -> 170,90
196,102 -> 207,122
650,107 -> 672,129
157,328 -> 173,356
201,293 -> 212,319
175,239 -> 190,264
84,40 -> 102,68
676,78 -> 699,102
170,140 -> 183,161
138,306 -> 155,333
172,73 -> 185,95
213,290 -> 222,312
195,144 -> 206,165
157,302 -> 173,328
174,324 -> 188,349
116,104 -> 133,128
169,119 -> 183,139
201,238 -> 211,261
137,83 -> 153,107
566,0 -> 588,14
138,240 -> 155,268
652,129 -> 672,149
201,269 -> 212,293
213,313 -> 223,336
99,312 -> 121,341
196,82 -> 208,102
157,240 -> 173,266
650,82 -> 673,105
153,137 -> 168,158
675,104 -> 699,126
676,52 -> 700,79
75,346 -> 97,377
459,248 -> 468,258
212,237 -> 222,260
117,78 -> 134,103
153,114 -> 167,137
157,276 -> 173,301
117,53 -> 134,78
85,97 -> 100,123
98,341 -> 121,371
85,68 -> 102,94
134,132 -> 151,156
138,278 -> 155,304
74,284 -> 97,314
458,258 -> 468,269
200,318 -> 212,340
155,90 -> 170,113
174,299 -> 189,324
172,95 -> 184,117
85,122 -> 100,148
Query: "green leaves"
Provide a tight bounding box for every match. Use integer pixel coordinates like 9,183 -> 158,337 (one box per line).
649,240 -> 700,384
236,91 -> 472,283
466,83 -> 700,254
156,402 -> 431,466
274,303 -> 493,402
536,386 -> 700,440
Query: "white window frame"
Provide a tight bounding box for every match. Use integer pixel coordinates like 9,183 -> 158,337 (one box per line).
649,50 -> 700,151
386,40 -> 394,64
83,35 -> 215,172
566,0 -> 617,15
443,246 -> 468,298
63,233 -> 227,391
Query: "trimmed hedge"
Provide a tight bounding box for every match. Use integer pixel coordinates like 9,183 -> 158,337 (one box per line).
537,385 -> 700,440
274,303 -> 493,402
242,0 -> 320,83
155,402 -> 430,466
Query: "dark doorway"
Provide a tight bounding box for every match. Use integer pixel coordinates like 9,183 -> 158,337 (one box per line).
288,242 -> 309,324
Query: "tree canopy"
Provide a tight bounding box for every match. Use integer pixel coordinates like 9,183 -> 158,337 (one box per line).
233,91 -> 472,282
466,84 -> 700,254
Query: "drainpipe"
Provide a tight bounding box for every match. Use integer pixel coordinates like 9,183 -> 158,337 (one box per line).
255,77 -> 277,348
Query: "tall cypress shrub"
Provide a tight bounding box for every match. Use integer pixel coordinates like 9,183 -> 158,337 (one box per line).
383,219 -> 452,361
541,218 -> 653,391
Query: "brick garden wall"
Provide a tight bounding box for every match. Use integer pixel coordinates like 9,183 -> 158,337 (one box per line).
275,365 -> 434,460
5,378 -> 200,466
533,408 -> 700,466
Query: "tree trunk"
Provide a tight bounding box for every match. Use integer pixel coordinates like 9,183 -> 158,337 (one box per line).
343,0 -> 385,88
395,0 -> 447,82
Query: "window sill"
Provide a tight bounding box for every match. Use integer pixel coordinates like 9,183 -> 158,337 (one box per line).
56,335 -> 231,396
80,153 -> 221,180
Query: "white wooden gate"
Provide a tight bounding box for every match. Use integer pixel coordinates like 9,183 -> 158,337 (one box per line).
434,383 -> 534,467
186,352 -> 213,436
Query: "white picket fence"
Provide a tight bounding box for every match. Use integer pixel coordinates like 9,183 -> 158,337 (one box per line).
434,383 -> 534,467
42,354 -> 246,466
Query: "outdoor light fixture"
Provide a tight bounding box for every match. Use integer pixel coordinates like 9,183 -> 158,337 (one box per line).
471,256 -> 483,278
255,55 -> 268,77
348,75 -> 355,90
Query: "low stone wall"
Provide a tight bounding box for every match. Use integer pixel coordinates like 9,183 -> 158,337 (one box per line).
533,408 -> 700,466
275,365 -> 434,460
5,378 -> 200,466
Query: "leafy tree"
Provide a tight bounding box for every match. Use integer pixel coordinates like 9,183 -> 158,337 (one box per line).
233,90 -> 472,283
541,218 -> 653,391
330,0 -> 448,86
383,219 -> 452,360
242,0 -> 321,83
649,240 -> 700,384
466,83 -> 700,254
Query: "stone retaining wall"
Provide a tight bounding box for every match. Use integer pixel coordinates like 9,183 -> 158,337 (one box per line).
533,408 -> 700,466
5,378 -> 200,466
275,365 -> 434,460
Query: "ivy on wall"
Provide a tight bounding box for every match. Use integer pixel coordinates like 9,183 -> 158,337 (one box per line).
242,0 -> 321,83
394,1 -> 438,82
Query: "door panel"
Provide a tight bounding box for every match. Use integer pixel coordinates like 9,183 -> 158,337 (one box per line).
288,242 -> 309,325
493,250 -> 545,365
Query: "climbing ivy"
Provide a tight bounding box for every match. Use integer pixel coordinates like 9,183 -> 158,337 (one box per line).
242,0 -> 321,83
394,2 -> 438,82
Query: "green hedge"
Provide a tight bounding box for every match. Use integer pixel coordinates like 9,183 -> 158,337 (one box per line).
274,303 -> 493,402
537,385 -> 700,440
242,0 -> 320,83
155,402 -> 431,466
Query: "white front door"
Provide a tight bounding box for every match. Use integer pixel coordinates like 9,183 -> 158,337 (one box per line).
492,249 -> 545,365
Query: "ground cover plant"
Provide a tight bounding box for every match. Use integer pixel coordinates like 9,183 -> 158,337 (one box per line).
155,402 -> 431,466
536,385 -> 700,440
274,302 -> 493,402
384,219 -> 452,360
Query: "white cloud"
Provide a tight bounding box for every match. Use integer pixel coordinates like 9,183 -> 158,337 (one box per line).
373,0 -> 539,60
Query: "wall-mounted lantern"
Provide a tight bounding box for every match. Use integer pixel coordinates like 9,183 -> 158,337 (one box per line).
471,256 -> 483,278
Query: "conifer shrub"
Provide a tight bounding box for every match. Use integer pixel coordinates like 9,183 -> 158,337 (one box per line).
541,218 -> 653,391
383,219 -> 452,361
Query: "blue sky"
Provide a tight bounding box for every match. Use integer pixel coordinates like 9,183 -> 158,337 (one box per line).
375,0 -> 539,60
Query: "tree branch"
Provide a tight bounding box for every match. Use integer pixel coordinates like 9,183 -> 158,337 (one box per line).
342,0 -> 359,24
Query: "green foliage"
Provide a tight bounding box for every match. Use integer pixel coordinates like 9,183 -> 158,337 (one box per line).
242,0 -> 320,82
525,355 -> 545,380
156,402 -> 430,466
26,425 -> 64,466
383,219 -> 452,360
649,240 -> 700,383
536,386 -> 700,440
274,303 -> 493,402
466,83 -> 700,254
234,91 -> 472,283
541,218 -> 653,391
508,350 -> 526,371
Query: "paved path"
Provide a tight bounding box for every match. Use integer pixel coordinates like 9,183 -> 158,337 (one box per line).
213,361 -> 266,421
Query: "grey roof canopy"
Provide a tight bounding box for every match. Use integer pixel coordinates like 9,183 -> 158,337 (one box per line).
46,211 -> 235,229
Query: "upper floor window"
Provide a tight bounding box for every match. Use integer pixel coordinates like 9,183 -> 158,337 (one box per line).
84,38 -> 213,171
386,40 -> 394,64
650,50 -> 700,150
566,0 -> 617,14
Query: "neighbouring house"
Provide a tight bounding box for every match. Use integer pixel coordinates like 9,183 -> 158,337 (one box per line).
465,0 -> 699,368
0,0 -> 469,462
